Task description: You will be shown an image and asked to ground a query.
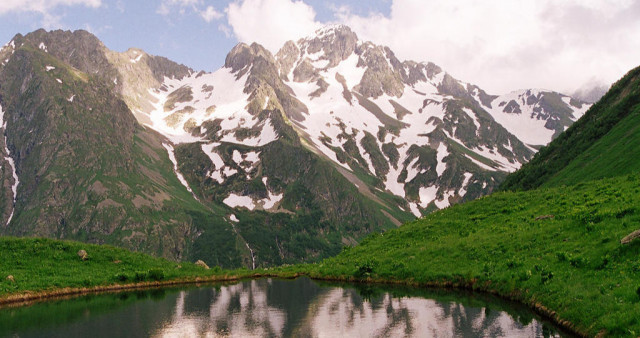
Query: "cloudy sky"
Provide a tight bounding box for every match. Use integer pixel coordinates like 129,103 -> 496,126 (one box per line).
1,0 -> 639,94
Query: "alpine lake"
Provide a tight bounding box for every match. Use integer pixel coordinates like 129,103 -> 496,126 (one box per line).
0,277 -> 569,337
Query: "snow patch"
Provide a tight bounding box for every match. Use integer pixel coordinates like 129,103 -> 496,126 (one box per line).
130,53 -> 143,63
45,65 -> 55,72
232,150 -> 243,165
435,143 -> 448,176
404,157 -> 420,183
0,104 -> 18,226
201,143 -> 227,184
458,172 -> 473,197
434,190 -> 454,209
163,143 -> 198,199
465,154 -> 496,171
38,42 -> 47,52
409,202 -> 421,217
67,95 -> 75,103
260,177 -> 283,210
223,167 -> 238,177
223,193 -> 255,210
418,186 -> 438,208
229,214 -> 239,222
56,79 -> 62,84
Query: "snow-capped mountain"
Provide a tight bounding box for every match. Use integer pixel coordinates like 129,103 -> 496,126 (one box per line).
123,25 -> 589,217
0,27 -> 589,267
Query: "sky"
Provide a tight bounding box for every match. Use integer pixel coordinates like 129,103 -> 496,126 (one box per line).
1,0 -> 639,94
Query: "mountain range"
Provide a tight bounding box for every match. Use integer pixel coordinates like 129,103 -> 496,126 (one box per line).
0,25 -> 590,268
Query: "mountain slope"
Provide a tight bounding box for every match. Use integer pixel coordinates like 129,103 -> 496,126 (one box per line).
0,30 -> 241,265
0,27 -> 590,269
135,25 -> 589,218
287,65 -> 640,336
501,64 -> 640,191
0,29 -> 407,268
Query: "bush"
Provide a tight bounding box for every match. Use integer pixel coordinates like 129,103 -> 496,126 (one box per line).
115,273 -> 129,282
540,270 -> 554,284
148,269 -> 165,281
134,271 -> 147,282
354,260 -> 376,279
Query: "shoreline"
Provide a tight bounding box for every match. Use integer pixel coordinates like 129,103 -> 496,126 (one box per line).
0,271 -> 590,337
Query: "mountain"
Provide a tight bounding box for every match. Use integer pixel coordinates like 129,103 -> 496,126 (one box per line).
292,64 -> 640,337
0,30 -> 241,266
0,26 -> 588,268
501,64 -> 640,190
131,25 -> 590,217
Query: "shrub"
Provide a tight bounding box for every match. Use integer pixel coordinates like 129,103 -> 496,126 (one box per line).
541,270 -> 554,284
148,269 -> 165,281
570,256 -> 587,268
354,260 -> 376,279
134,271 -> 147,282
115,273 -> 129,282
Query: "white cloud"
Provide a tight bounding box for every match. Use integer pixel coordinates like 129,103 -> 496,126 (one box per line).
218,24 -> 232,38
226,0 -> 321,52
336,0 -> 640,93
225,0 -> 640,94
157,0 -> 223,23
200,5 -> 223,22
0,0 -> 101,14
156,3 -> 170,16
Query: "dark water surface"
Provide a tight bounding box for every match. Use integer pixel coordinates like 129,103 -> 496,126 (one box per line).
0,277 -> 566,337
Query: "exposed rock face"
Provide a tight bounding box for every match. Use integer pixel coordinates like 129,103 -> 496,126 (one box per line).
354,43 -> 405,98
298,25 -> 358,68
225,43 -> 275,75
275,40 -> 299,81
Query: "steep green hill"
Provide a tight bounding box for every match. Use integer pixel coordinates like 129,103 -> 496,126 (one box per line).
500,65 -> 640,190
292,173 -> 640,336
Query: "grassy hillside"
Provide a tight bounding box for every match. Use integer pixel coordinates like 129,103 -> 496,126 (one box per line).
541,105 -> 640,187
501,65 -> 640,191
0,36 -> 243,265
287,173 -> 640,336
0,237 -> 236,298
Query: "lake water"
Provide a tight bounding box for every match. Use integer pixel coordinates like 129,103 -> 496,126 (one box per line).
0,277 -> 566,337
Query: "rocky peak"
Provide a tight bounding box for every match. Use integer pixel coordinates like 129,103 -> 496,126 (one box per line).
13,29 -> 116,79
353,42 -> 404,98
145,54 -> 192,82
275,40 -> 300,81
225,42 -> 276,74
296,25 -> 358,68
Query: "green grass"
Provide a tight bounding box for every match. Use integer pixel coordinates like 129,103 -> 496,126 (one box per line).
281,173 -> 640,336
541,106 -> 640,187
0,237 -> 242,297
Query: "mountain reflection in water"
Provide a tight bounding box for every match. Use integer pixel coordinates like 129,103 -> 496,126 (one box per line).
0,277 -> 563,337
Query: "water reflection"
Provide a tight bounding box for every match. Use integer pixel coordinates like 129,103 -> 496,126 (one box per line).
0,277 -> 565,337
